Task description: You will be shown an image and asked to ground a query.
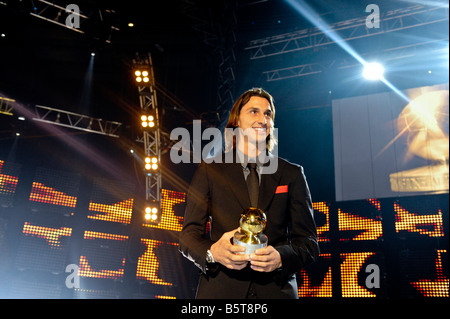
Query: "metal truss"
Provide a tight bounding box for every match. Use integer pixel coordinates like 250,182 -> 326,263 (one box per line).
27,0 -> 119,43
133,53 -> 162,203
28,0 -> 86,34
33,105 -> 122,137
263,39 -> 449,81
245,5 -> 449,60
217,41 -> 237,121
0,97 -> 15,116
182,0 -> 238,122
263,63 -> 323,82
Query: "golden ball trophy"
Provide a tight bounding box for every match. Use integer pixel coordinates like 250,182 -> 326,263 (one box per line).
390,89 -> 449,193
233,207 -> 268,254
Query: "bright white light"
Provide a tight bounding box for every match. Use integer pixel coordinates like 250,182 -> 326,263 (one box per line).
286,0 -> 409,102
362,62 -> 385,81
91,52 -> 95,57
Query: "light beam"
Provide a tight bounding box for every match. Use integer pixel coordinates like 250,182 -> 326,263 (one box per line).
285,0 -> 411,102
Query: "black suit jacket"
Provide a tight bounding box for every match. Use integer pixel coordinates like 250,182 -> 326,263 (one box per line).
179,153 -> 319,299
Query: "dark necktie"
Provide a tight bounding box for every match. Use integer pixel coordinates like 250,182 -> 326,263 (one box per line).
246,163 -> 259,207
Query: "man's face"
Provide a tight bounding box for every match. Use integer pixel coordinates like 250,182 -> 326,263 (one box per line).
237,96 -> 273,144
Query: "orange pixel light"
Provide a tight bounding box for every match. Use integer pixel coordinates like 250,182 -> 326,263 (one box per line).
340,252 -> 377,298
88,198 -> 134,224
136,239 -> 176,286
22,222 -> 72,248
394,203 -> 444,237
143,189 -> 185,231
312,202 -> 330,242
83,230 -> 128,242
0,160 -> 19,195
298,254 -> 332,298
412,250 -> 449,297
29,182 -> 77,207
79,255 -> 125,279
338,209 -> 383,241
78,231 -> 128,280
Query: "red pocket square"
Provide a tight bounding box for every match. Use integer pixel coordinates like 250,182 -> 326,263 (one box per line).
275,185 -> 288,194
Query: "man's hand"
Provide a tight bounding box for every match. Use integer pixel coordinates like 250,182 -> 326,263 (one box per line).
249,246 -> 282,272
210,228 -> 250,270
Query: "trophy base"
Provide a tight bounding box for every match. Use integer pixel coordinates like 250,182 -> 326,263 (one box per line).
390,164 -> 449,193
233,232 -> 268,255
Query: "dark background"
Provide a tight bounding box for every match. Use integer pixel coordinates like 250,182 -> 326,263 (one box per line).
1,0 -> 447,202
0,0 -> 448,301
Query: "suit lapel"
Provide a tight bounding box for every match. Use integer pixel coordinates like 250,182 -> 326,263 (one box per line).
258,157 -> 284,212
222,162 -> 251,210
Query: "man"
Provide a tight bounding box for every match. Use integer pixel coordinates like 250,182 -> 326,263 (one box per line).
179,88 -> 319,299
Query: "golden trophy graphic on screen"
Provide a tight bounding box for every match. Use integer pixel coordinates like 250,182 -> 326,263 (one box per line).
233,207 -> 268,254
390,89 -> 449,193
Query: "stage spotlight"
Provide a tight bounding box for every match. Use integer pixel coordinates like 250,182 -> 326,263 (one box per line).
134,69 -> 150,84
144,156 -> 159,171
135,70 -> 142,82
141,113 -> 156,129
144,202 -> 160,223
362,62 -> 385,81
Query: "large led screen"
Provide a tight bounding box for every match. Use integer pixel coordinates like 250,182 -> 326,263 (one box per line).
333,84 -> 449,201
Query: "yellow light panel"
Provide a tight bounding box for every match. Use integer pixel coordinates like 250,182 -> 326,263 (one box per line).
312,201 -> 330,242
298,254 -> 332,297
155,295 -> 176,299
143,189 -> 185,231
0,160 -> 19,194
83,230 -> 128,241
22,222 -> 72,248
411,250 -> 449,297
136,239 -> 177,286
78,255 -> 125,279
394,202 -> 444,237
87,198 -> 133,224
338,209 -> 383,241
340,252 -> 377,298
28,182 -> 77,207
78,231 -> 128,279
367,198 -> 381,211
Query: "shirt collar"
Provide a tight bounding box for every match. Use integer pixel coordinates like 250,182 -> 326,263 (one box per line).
236,149 -> 271,169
